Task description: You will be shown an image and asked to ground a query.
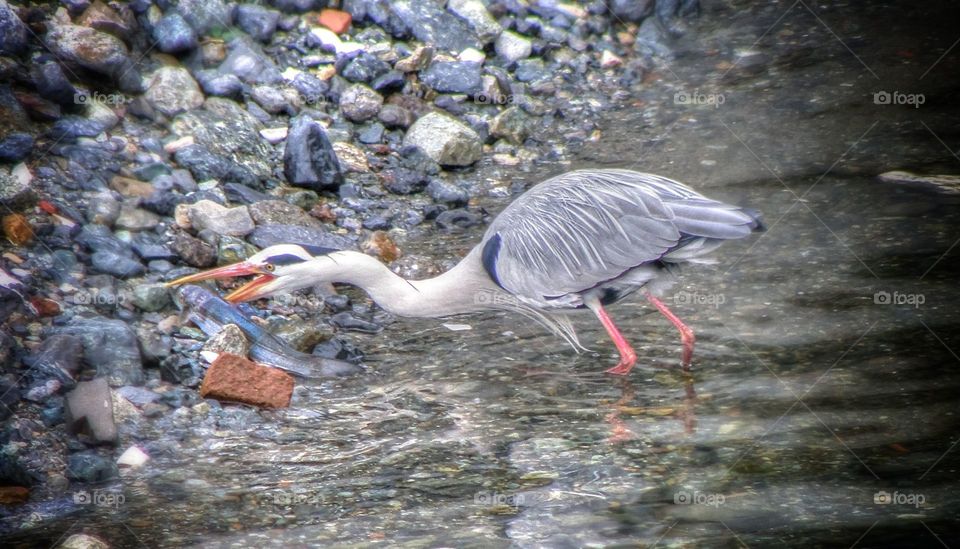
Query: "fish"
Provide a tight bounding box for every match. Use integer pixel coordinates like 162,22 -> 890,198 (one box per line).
176,285 -> 360,378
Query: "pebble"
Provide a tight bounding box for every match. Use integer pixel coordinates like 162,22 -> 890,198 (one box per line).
25,334 -> 83,388
283,116 -> 344,191
202,323 -> 250,356
495,31 -> 533,63
403,112 -> 482,167
435,208 -> 482,230
2,213 -> 32,245
176,0 -> 232,35
44,23 -> 133,82
0,163 -> 35,208
200,353 -> 294,408
173,145 -> 259,189
144,66 -> 205,117
0,133 -> 34,163
117,445 -> 150,468
447,0 -> 502,44
250,84 -> 293,114
420,61 -> 483,95
394,45 -> 433,72
169,232 -> 217,268
332,142 -> 370,173
377,104 -> 414,129
152,12 -> 198,54
341,52 -> 391,84
114,203 -> 160,231
131,283 -> 170,312
339,84 -> 383,122
248,200 -> 321,228
427,178 -> 470,205
67,450 -> 119,482
389,0 -> 482,53
91,250 -> 145,278
0,0 -> 28,56
186,200 -> 255,237
195,71 -> 243,98
65,378 -> 117,444
247,224 -> 354,252
490,106 -> 534,145
235,4 -> 280,42
60,534 -> 111,549
317,8 -> 352,34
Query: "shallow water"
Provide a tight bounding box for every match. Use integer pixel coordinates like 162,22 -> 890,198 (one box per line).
14,1 -> 960,546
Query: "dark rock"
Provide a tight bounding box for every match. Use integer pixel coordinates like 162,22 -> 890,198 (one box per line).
0,376 -> 20,421
339,84 -> 383,122
195,71 -> 243,98
371,70 -> 405,92
247,224 -> 354,252
388,1 -> 482,53
177,0 -> 231,35
361,215 -> 390,230
75,224 -> 128,255
610,0 -> 655,22
290,72 -> 329,106
420,61 -> 482,95
381,167 -> 428,195
435,208 -> 482,229
377,104 -> 414,129
174,144 -> 259,188
25,334 -> 83,389
171,97 -> 273,179
0,133 -> 32,163
169,232 -> 217,268
235,3 -> 280,42
0,0 -> 28,56
283,116 -> 344,191
48,116 -> 108,141
152,12 -> 198,54
427,179 -> 470,205
131,233 -> 176,261
141,189 -> 185,216
269,0 -> 325,12
330,312 -> 382,334
115,386 -> 160,407
219,35 -> 282,84
65,378 -> 117,444
223,182 -> 272,205
91,250 -> 145,278
67,451 -> 119,482
357,122 -> 384,144
44,23 -> 131,80
31,61 -> 78,106
515,58 -> 548,82
312,336 -> 364,363
52,317 -> 144,387
341,52 -> 390,83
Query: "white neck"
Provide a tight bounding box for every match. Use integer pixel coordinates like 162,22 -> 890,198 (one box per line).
306,250 -> 500,318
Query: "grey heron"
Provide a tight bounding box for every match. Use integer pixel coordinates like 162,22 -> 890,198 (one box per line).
168,169 -> 763,375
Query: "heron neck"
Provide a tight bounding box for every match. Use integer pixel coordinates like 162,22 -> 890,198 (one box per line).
323,250 -> 494,318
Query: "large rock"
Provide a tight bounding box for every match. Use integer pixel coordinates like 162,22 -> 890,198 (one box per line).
389,1 -> 481,53
173,144 -> 259,188
51,317 -> 144,387
0,0 -> 28,56
420,61 -> 482,95
249,200 -> 323,228
152,12 -> 198,53
447,0 -> 502,44
283,116 -> 343,191
44,23 -> 137,89
218,35 -> 282,84
235,4 -> 280,42
403,112 -> 482,167
25,334 -> 83,390
176,0 -> 232,35
171,98 -> 272,179
339,84 -> 383,122
65,378 -> 117,444
185,200 -> 255,236
610,0 -> 655,22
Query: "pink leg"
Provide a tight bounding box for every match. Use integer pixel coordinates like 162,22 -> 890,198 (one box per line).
588,300 -> 637,376
644,291 -> 695,371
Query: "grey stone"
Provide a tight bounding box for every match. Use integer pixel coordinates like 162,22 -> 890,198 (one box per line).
447,0 -> 502,44
427,178 -> 469,205
0,0 -> 28,56
171,97 -> 272,179
131,283 -> 171,312
495,30 -> 533,63
403,112 -> 482,167
152,12 -> 198,53
247,224 -> 354,252
339,84 -> 383,122
283,116 -> 344,191
90,250 -> 145,278
420,61 -> 482,95
65,378 -> 117,444
170,232 -> 217,268
177,0 -> 231,35
53,318 -> 144,387
173,144 -> 259,188
235,4 -> 280,42
377,104 -> 414,129
67,450 -> 119,481
490,106 -> 534,144
186,200 -> 255,236
144,66 -> 204,117
248,200 -> 322,228
202,323 -> 250,356
389,1 -> 481,53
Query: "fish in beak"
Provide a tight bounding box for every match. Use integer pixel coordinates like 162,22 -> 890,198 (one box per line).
165,261 -> 277,303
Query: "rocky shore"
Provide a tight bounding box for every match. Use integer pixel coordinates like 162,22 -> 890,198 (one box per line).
0,0 -> 698,540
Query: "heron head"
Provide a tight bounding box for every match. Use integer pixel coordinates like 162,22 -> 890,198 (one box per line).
165,244 -> 316,303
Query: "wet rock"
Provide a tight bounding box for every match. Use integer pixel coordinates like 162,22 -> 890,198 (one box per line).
77,0 -> 133,41
332,142 -> 370,173
76,224 -> 126,254
490,106 -> 534,144
611,0 -> 655,22
144,66 -> 204,117
378,104 -> 414,129
117,445 -> 149,468
91,250 -> 145,278
186,200 -> 255,236
218,35 -> 281,84
394,45 -> 433,72
177,0 -> 231,35
371,69 -> 405,93
131,234 -> 175,261
389,1 -> 482,53
25,334 -> 83,388
115,203 -> 160,231
247,224 -> 354,252
67,450 -> 119,482
52,318 -> 143,386
115,386 -> 160,407
169,232 -> 217,268
31,60 -> 78,106
403,112 -> 481,167
271,0 -> 325,13
195,70 -> 242,97
131,283 -> 170,312
60,534 -> 111,549
0,163 -> 35,208
2,213 -> 31,245
381,167 -> 428,195
48,116 -> 109,141
235,3 -> 280,42
86,192 -> 121,226
496,31 -> 533,63
342,52 -> 391,83
447,0 -> 502,44
435,208 -> 482,229
330,312 -> 382,334
44,23 -> 131,80
223,182 -> 271,205
427,178 -> 470,205
109,175 -> 153,198
339,84 -> 383,122
317,8 -> 352,34
200,353 -> 294,408
0,132 -> 33,163
0,0 -> 28,56
248,200 -> 321,228
358,122 -> 385,144
171,98 -> 272,179
283,116 -> 344,191
173,144 -> 259,188
250,84 -> 293,114
515,58 -> 548,82
421,61 -> 482,95
65,378 -> 117,444
202,323 -> 250,356
290,71 -> 328,105
153,12 -> 198,54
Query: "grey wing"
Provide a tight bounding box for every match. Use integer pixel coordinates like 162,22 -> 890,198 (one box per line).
481,169 -> 758,303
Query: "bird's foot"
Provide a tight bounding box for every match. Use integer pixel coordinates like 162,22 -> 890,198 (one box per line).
605,352 -> 637,376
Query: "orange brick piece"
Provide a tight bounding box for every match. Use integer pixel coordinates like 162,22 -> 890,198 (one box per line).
318,8 -> 351,34
200,353 -> 294,408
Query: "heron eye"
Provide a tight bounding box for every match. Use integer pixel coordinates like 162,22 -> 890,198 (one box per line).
264,264 -> 275,272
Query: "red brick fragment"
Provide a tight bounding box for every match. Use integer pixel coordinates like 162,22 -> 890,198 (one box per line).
317,8 -> 351,34
200,353 -> 294,408
0,486 -> 29,505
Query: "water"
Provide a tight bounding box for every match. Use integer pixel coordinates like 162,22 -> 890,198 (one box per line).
14,1 -> 960,546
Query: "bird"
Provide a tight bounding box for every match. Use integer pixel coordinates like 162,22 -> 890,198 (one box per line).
167,169 -> 763,375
